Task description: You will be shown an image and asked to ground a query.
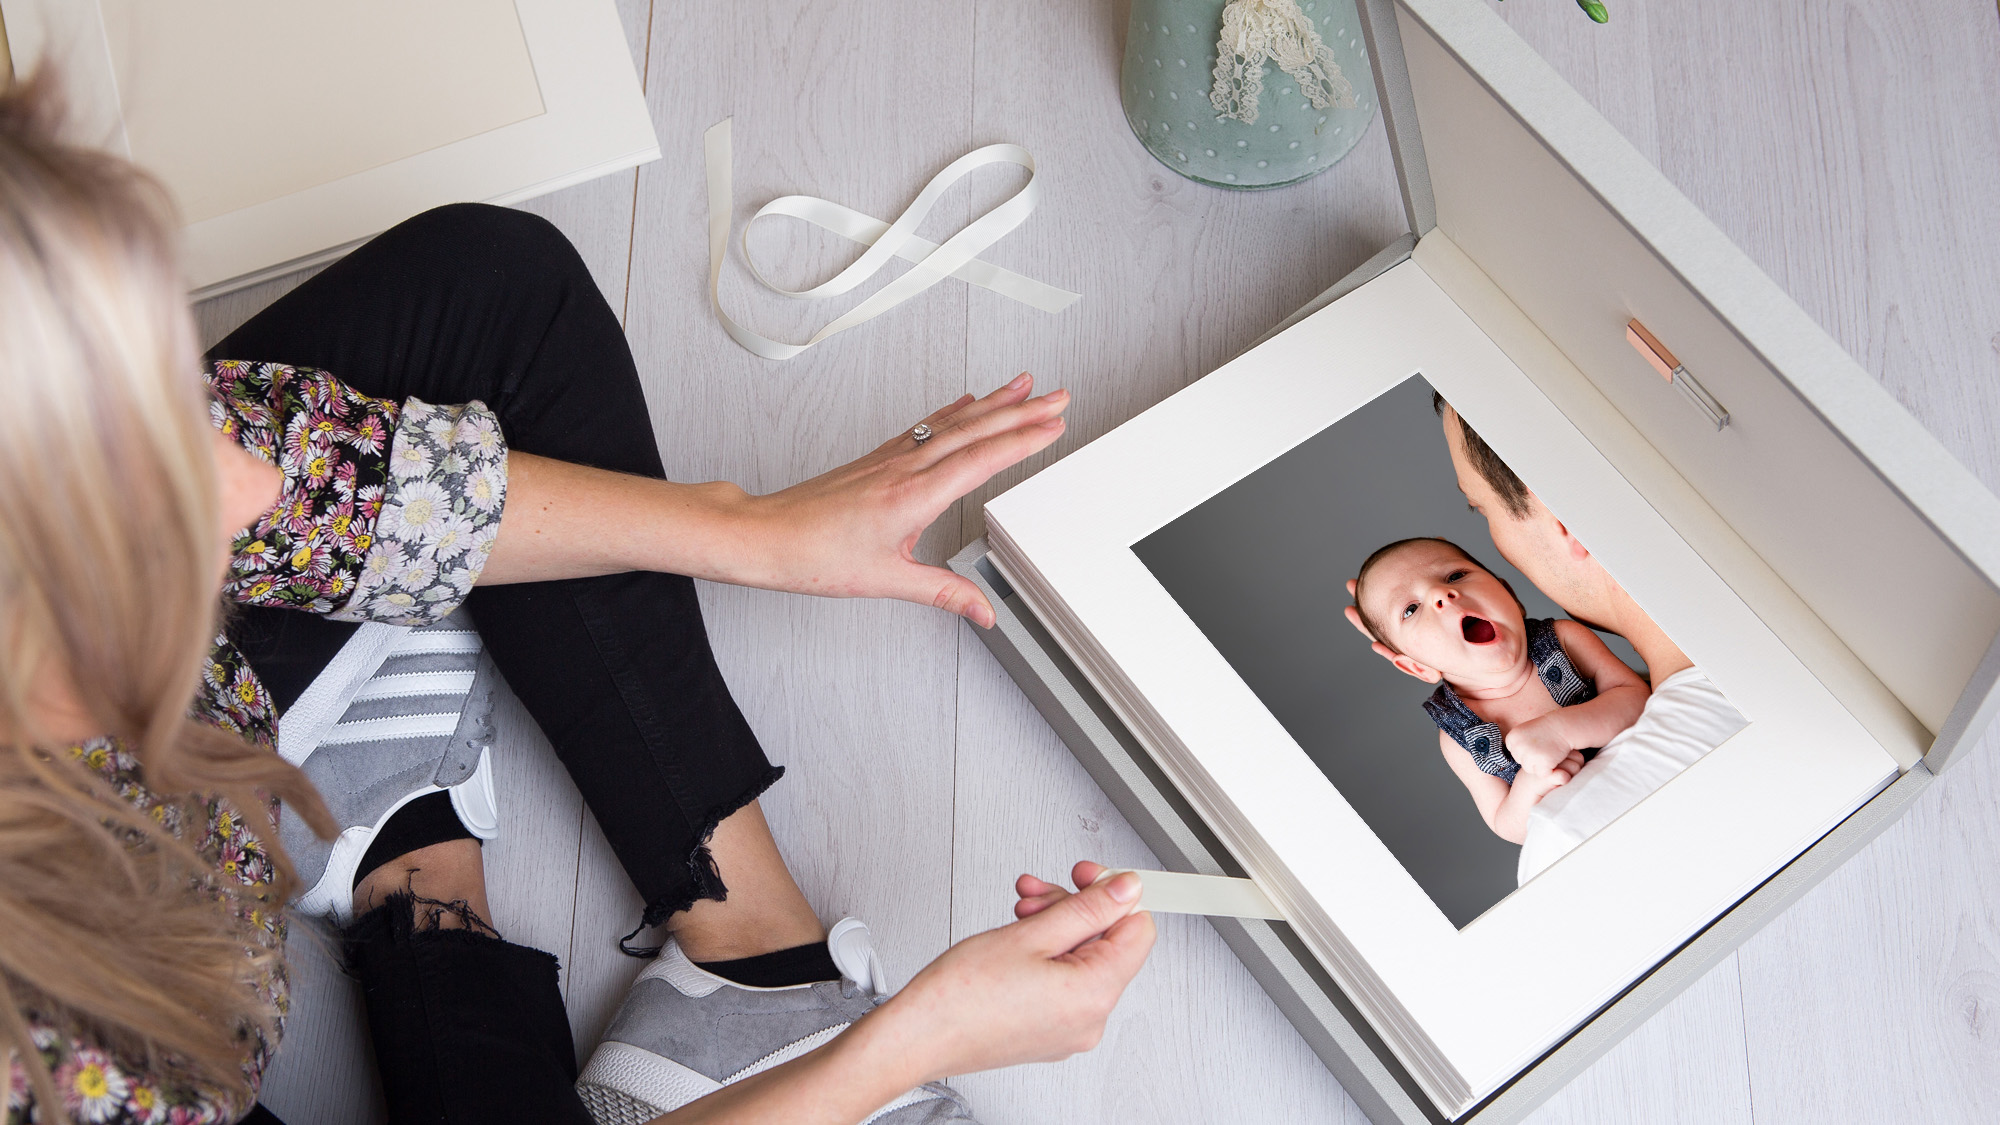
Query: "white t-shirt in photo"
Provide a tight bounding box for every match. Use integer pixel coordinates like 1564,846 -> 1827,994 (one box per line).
1518,666 -> 1748,884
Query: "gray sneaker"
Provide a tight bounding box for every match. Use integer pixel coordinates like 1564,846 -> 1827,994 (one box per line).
276,612 -> 501,923
575,919 -> 980,1124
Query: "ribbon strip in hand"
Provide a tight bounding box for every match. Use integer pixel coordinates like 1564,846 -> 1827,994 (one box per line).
1091,868 -> 1286,920
704,118 -> 1080,361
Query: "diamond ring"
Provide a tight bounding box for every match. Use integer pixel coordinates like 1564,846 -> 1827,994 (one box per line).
911,423 -> 934,444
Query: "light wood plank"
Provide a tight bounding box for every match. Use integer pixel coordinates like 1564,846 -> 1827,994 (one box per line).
1523,956 -> 1754,1125
480,679 -> 589,976
255,917 -> 387,1125
563,805 -> 653,1059
578,0 -> 980,1037
1734,733 -> 2000,1123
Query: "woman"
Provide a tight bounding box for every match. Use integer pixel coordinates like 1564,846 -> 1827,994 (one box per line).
0,72 -> 1152,1125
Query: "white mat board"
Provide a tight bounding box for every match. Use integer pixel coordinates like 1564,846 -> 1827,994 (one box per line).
986,259 -> 1899,1110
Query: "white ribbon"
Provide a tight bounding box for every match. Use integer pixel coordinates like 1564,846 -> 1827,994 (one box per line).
703,118 -> 1080,361
1091,868 -> 1286,920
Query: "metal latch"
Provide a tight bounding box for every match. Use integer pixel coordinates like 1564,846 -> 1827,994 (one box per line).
1627,319 -> 1729,431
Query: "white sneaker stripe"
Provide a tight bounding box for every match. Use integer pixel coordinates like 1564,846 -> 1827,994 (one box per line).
319,711 -> 463,745
351,670 -> 478,701
390,629 -> 484,655
720,1023 -> 849,1085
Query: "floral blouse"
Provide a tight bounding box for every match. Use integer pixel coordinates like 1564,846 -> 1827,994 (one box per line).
5,362 -> 507,1125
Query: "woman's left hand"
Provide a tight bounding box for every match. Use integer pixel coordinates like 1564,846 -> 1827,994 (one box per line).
735,372 -> 1068,627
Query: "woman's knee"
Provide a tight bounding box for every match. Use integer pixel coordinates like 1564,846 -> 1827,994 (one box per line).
378,203 -> 590,289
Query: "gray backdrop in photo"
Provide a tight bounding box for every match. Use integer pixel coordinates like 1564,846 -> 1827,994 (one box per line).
1133,374 -> 1640,927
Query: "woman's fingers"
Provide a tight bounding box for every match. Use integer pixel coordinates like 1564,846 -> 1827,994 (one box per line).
1017,871 -> 1144,958
921,415 -> 1067,504
885,560 -> 996,628
915,388 -> 1069,468
1017,873 -> 1058,898
932,372 -> 1036,433
1016,867 -> 1107,919
870,373 -> 1036,458
873,393 -> 976,456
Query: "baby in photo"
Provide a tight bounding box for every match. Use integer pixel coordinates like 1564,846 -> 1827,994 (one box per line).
1344,537 -> 1649,843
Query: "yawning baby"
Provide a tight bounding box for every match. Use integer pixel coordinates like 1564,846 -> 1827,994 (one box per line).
1344,537 -> 1650,844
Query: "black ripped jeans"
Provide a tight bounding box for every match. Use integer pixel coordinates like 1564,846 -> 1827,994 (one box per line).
218,204 -> 782,1124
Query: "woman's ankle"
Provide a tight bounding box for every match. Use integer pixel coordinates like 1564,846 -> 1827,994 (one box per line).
665,800 -> 826,960
352,837 -> 494,931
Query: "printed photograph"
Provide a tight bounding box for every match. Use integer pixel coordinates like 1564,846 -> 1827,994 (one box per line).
1134,374 -> 1742,926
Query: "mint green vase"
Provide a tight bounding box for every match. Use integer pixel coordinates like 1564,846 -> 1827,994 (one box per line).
1121,0 -> 1377,189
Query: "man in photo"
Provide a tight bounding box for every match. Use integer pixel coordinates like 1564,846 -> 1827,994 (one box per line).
1435,395 -> 1749,882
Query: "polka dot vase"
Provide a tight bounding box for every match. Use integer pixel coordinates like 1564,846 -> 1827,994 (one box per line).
1121,0 -> 1376,189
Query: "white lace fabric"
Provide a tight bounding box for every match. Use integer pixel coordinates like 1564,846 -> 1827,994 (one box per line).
1210,0 -> 1358,124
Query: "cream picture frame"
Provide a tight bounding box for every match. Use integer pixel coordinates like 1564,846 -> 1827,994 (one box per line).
0,0 -> 657,297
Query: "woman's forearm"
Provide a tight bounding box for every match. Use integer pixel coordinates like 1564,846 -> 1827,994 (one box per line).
478,452 -> 768,586
471,379 -> 1068,626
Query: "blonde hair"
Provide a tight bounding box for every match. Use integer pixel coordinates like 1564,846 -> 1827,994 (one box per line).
0,70 -> 331,1116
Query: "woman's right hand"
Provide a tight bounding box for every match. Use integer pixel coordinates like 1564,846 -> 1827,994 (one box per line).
650,865 -> 1154,1124
856,862 -> 1156,1084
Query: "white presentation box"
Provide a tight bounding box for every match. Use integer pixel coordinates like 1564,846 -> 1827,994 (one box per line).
952,0 -> 2000,1120
0,0 -> 659,299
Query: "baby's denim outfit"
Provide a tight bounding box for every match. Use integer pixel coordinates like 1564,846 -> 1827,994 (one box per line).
1422,617 -> 1597,784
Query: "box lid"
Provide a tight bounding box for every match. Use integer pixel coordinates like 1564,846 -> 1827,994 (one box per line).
1355,0 -> 2000,773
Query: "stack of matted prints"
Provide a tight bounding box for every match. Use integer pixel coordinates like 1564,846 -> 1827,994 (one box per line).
984,260 -> 1905,1116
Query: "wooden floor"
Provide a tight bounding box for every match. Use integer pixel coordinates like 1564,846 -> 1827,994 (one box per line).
193,2 -> 2000,1122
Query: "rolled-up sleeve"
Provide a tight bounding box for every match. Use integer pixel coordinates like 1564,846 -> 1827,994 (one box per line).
209,361 -> 508,627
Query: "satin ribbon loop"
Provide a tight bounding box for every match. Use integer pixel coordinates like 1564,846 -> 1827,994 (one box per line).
705,118 -> 1079,361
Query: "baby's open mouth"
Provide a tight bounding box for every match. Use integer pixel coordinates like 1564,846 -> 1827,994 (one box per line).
1461,616 -> 1497,644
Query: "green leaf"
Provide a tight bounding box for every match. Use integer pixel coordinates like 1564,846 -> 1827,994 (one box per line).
1578,0 -> 1610,22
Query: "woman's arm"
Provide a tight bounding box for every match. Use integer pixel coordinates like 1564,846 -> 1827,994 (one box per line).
478,374 -> 1068,628
647,864 -> 1154,1125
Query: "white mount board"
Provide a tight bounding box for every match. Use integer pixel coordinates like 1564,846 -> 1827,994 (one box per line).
986,259 -> 1899,1114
